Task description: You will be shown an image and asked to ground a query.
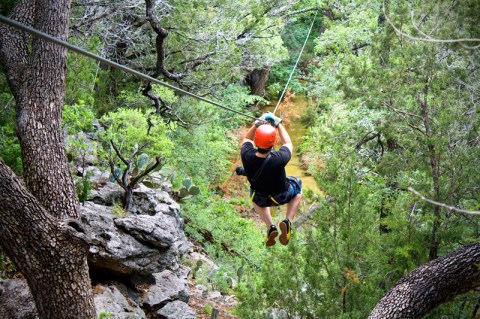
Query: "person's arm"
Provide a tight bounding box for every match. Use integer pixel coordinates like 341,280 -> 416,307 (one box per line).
277,123 -> 293,153
242,124 -> 257,144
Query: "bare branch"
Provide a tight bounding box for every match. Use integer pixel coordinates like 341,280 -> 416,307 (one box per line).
110,139 -> 131,189
130,156 -> 163,186
408,187 -> 480,215
283,7 -> 319,18
392,108 -> 424,121
382,0 -> 480,46
108,159 -> 126,191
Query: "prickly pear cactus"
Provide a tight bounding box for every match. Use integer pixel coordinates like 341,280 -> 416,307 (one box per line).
177,177 -> 200,199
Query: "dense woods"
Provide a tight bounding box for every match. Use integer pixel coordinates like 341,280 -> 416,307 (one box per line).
0,0 -> 479,318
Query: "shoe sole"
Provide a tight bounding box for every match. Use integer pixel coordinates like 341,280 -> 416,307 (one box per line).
266,230 -> 278,247
279,222 -> 290,245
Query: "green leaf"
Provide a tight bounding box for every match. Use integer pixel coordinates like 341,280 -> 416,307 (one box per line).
137,153 -> 149,169
189,185 -> 200,196
179,187 -> 189,198
182,178 -> 192,189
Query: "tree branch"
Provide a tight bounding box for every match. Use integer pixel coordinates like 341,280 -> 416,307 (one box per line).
382,0 -> 480,46
408,187 -> 480,215
369,242 -> 480,318
130,156 -> 164,186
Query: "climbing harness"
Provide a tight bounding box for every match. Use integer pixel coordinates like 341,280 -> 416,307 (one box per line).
272,10 -> 318,115
0,15 -> 257,120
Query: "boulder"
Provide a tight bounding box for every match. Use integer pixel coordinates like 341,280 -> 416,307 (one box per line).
89,182 -> 124,206
142,270 -> 189,310
94,283 -> 146,319
81,182 -> 189,276
155,300 -> 197,319
0,180 -> 194,318
0,279 -> 38,319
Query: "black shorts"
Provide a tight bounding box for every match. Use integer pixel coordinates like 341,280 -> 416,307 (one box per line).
251,176 -> 302,208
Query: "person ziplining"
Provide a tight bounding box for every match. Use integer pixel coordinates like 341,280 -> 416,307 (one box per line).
237,113 -> 303,246
234,10 -> 317,246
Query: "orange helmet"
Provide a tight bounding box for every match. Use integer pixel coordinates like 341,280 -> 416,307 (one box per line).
254,124 -> 276,149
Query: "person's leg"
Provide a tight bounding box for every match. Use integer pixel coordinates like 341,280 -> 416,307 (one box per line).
279,193 -> 302,245
286,193 -> 302,221
253,202 -> 274,227
253,202 -> 278,246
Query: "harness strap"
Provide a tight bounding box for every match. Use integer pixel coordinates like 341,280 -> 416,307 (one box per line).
251,154 -> 271,182
269,195 -> 280,205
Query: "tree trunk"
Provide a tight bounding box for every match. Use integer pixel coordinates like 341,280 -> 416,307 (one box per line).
0,161 -> 96,319
369,242 -> 480,319
0,0 -> 96,317
419,83 -> 441,260
246,67 -> 270,96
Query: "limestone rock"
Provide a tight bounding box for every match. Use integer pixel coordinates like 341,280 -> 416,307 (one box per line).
142,270 -> 189,310
81,182 -> 189,276
94,283 -> 146,319
156,300 -> 197,319
0,279 -> 38,319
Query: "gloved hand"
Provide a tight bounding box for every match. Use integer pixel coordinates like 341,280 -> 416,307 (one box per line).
254,113 -> 268,127
235,166 -> 246,176
264,112 -> 282,127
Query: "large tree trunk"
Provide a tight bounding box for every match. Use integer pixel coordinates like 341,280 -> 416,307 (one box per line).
369,242 -> 480,319
0,161 -> 95,318
0,0 -> 96,317
246,67 -> 270,96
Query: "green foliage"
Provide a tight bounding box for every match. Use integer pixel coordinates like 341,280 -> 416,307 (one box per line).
203,304 -> 213,314
170,122 -> 235,187
0,251 -> 17,279
66,37 -> 102,107
181,190 -> 268,295
0,104 -> 22,174
267,13 -> 320,98
97,107 -> 173,171
63,102 -> 96,134
75,171 -> 94,204
0,72 -> 22,174
0,0 -> 17,15
177,178 -> 201,199
290,0 -> 480,316
112,202 -> 127,218
98,312 -> 112,319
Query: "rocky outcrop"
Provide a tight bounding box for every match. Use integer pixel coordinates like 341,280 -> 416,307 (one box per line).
82,184 -> 189,276
0,178 -> 196,319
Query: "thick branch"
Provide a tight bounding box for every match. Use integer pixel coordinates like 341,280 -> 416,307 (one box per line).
145,0 -> 184,82
369,242 -> 480,318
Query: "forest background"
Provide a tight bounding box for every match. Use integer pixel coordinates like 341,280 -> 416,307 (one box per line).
0,0 -> 479,318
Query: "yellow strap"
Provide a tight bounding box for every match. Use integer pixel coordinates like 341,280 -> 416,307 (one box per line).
250,190 -> 255,201
269,195 -> 280,205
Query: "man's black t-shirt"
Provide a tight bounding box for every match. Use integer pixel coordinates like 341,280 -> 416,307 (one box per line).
241,142 -> 291,195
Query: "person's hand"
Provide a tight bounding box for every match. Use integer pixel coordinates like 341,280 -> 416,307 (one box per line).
254,113 -> 268,127
264,112 -> 282,127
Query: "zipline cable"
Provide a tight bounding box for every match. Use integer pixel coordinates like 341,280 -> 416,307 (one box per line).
0,14 -> 258,120
273,10 -> 318,115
